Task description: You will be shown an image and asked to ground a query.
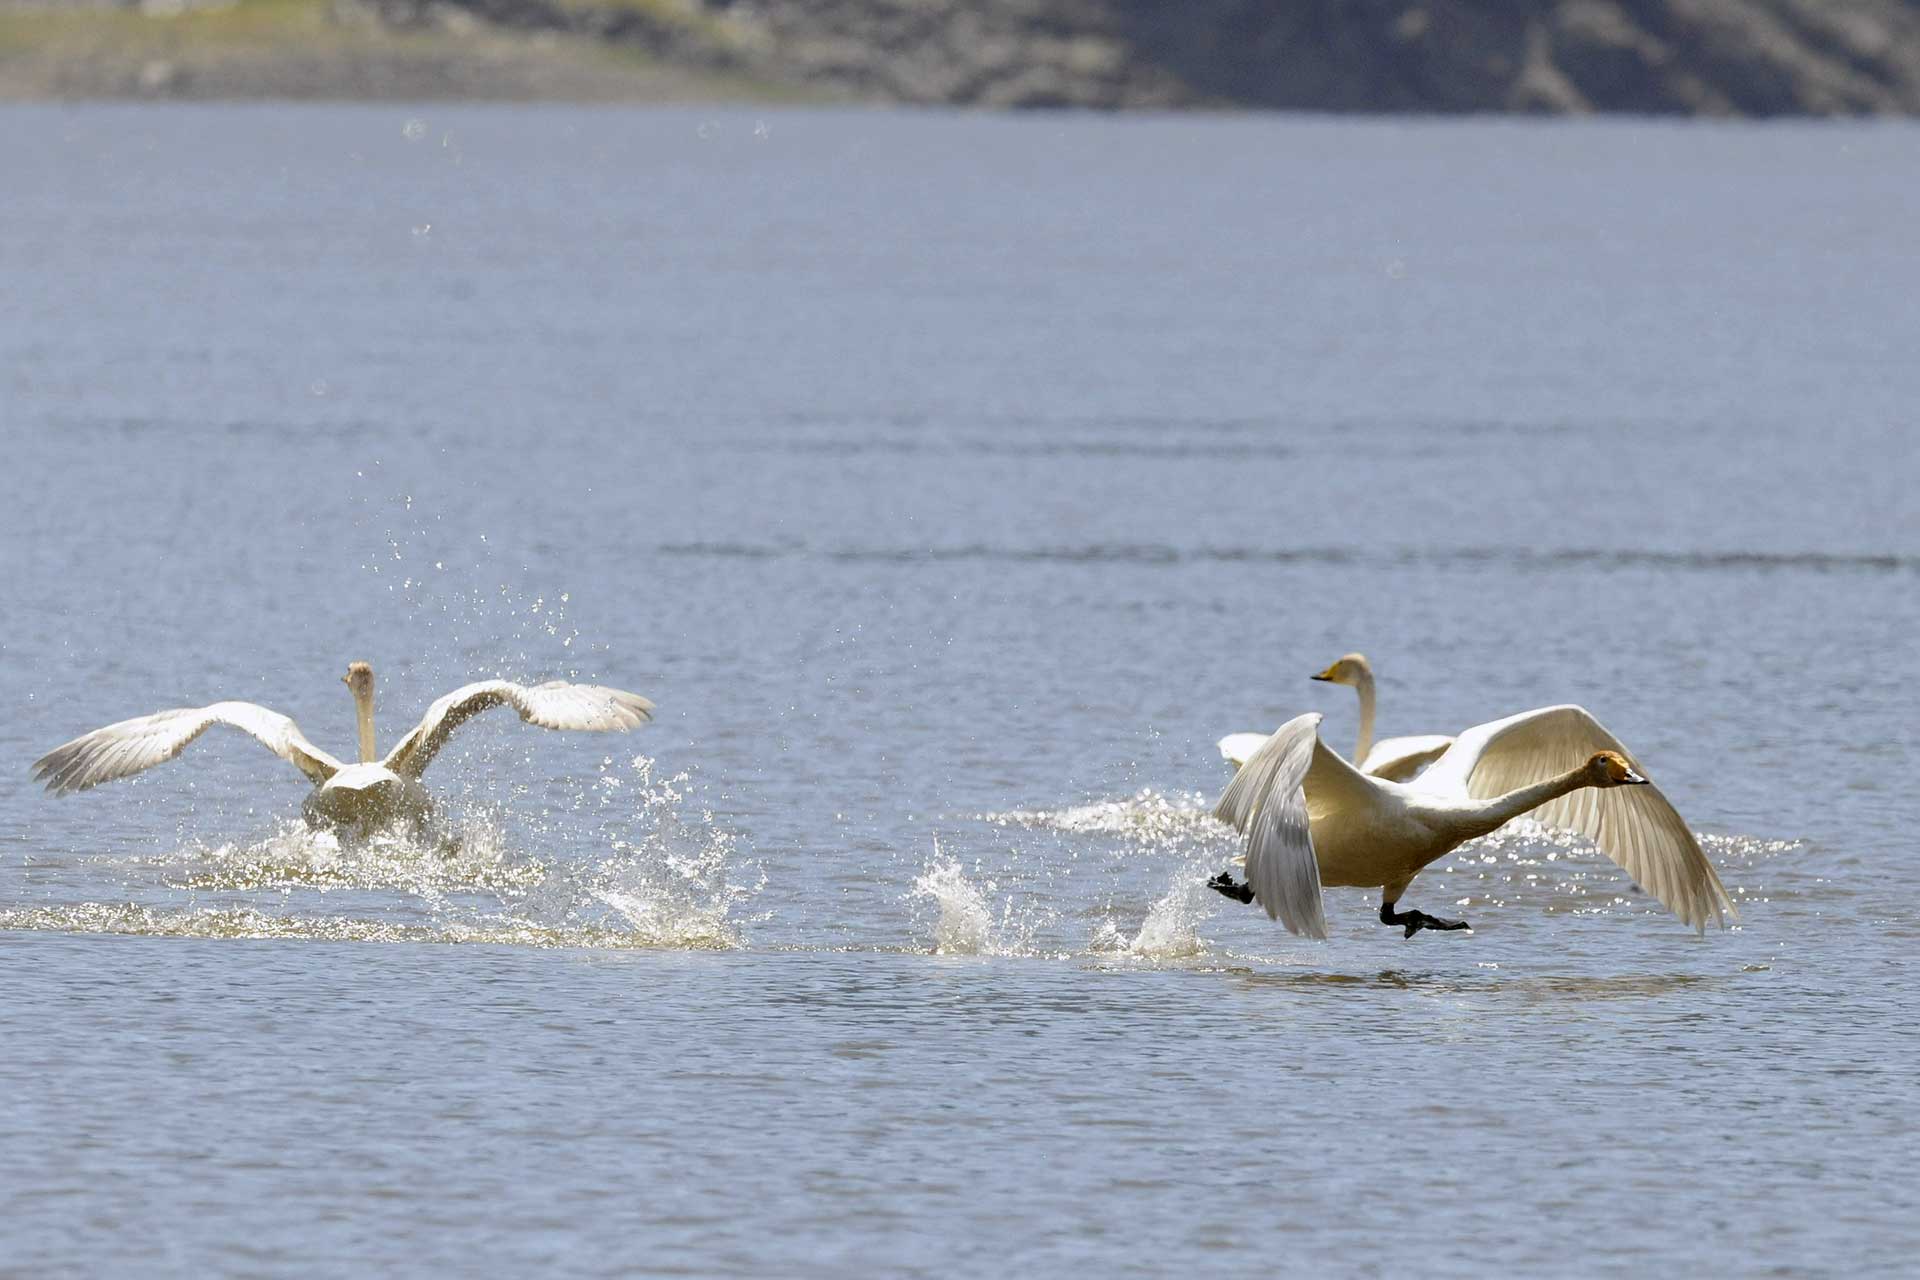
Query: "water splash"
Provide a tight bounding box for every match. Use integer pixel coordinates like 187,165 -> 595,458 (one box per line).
1080,852 -> 1215,961
347,475 -> 609,693
573,755 -> 756,948
147,814 -> 543,896
909,853 -> 1056,958
37,755 -> 753,953
0,902 -> 730,950
977,789 -> 1219,841
1124,873 -> 1208,959
911,860 -> 993,954
970,790 -> 1236,959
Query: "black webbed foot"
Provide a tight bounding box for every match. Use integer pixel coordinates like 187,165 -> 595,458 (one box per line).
1379,900 -> 1470,938
1398,911 -> 1470,939
1207,871 -> 1255,905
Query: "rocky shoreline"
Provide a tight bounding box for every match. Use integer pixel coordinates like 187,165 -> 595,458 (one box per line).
6,0 -> 1920,112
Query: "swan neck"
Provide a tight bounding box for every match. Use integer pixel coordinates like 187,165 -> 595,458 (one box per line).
1352,669 -> 1376,764
353,685 -> 377,764
1469,767 -> 1590,837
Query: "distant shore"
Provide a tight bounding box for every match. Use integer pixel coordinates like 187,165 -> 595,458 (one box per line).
6,0 -> 1919,112
0,0 -> 802,102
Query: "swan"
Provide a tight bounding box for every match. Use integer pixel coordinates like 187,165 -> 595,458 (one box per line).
1206,706 -> 1735,939
30,662 -> 655,835
1218,652 -> 1454,782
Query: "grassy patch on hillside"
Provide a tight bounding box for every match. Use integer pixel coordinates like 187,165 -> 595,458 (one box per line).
0,0 -> 347,57
0,0 -> 809,100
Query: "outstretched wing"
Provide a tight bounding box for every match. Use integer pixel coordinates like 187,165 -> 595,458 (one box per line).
1417,705 -> 1735,933
383,680 -> 655,779
31,702 -> 342,795
1360,734 -> 1455,782
1213,712 -> 1329,940
1231,729 -> 1452,781
1217,732 -> 1272,770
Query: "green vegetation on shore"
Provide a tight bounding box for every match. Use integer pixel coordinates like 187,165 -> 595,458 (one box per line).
0,0 -> 799,101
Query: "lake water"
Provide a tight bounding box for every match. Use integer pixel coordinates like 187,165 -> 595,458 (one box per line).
3,105 -> 1917,1275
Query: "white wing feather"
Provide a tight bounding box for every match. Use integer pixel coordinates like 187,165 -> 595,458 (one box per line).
1360,734 -> 1455,782
1212,713 -> 1329,940
1226,729 -> 1452,782
383,680 -> 655,779
31,702 -> 343,794
1217,732 -> 1272,769
1417,705 -> 1735,933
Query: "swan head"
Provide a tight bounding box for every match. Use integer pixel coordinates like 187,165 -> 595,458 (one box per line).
1586,751 -> 1649,787
1310,653 -> 1372,686
342,661 -> 374,699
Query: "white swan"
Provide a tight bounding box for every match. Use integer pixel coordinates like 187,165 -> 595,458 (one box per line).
1207,707 -> 1735,939
31,662 -> 655,835
1218,652 -> 1453,781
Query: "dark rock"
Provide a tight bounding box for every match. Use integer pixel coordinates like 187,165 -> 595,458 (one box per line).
403,0 -> 1920,113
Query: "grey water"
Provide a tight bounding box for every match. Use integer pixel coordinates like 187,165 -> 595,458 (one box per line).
3,104 -> 1917,1275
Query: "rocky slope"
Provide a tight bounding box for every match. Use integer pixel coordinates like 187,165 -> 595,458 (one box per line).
11,0 -> 1920,111
374,0 -> 1920,112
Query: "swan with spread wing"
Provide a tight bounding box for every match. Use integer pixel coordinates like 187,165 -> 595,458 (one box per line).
31,662 -> 655,835
1208,705 -> 1735,939
1219,652 -> 1454,782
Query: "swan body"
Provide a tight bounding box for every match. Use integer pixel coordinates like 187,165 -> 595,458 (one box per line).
300,762 -> 434,833
32,663 -> 655,837
1210,707 -> 1734,940
1217,653 -> 1454,782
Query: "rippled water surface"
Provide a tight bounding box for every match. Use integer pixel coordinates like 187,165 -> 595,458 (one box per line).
3,105 -> 1917,1275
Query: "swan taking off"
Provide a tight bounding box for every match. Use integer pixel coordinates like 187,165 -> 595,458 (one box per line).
1207,706 -> 1735,940
1218,652 -> 1454,781
31,662 -> 656,835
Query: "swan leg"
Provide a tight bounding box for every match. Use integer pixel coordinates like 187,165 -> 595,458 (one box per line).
1206,871 -> 1255,905
1379,897 -> 1470,938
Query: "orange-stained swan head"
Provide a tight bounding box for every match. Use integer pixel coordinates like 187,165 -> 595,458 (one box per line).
1586,750 -> 1649,787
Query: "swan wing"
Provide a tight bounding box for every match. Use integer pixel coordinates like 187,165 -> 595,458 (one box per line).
383,679 -> 655,779
1361,734 -> 1455,781
1217,732 -> 1272,769
1212,713 -> 1329,939
31,702 -> 342,795
1418,705 -> 1735,933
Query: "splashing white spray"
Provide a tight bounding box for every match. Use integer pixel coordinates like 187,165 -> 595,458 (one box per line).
84,753 -> 754,952
909,841 -> 1056,958
911,860 -> 995,955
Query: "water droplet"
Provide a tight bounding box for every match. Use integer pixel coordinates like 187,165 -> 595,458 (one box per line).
402,118 -> 427,141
